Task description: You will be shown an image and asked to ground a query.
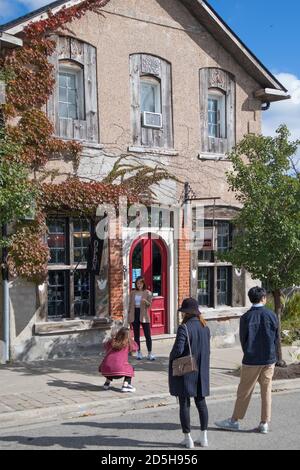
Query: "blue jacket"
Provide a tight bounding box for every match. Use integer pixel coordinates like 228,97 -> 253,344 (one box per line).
240,306 -> 279,366
169,317 -> 210,398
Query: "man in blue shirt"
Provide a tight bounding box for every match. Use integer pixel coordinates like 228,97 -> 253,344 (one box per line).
215,286 -> 279,434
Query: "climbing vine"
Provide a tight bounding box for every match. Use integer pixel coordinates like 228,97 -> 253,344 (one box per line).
1,0 -> 172,282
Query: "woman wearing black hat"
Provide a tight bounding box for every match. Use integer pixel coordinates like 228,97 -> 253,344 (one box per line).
169,298 -> 210,448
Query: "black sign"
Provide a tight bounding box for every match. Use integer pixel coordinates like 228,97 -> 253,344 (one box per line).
87,233 -> 104,275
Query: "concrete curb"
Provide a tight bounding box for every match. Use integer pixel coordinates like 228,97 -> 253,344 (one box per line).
1,378 -> 300,430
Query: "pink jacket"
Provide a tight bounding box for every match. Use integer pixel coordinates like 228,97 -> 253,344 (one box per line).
99,340 -> 138,378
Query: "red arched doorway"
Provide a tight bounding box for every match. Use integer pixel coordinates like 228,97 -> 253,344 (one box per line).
129,234 -> 168,336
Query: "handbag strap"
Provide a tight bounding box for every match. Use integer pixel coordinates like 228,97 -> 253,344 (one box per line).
183,324 -> 193,358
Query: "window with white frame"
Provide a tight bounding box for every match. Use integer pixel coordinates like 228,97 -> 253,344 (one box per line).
208,90 -> 226,139
140,77 -> 161,114
58,62 -> 84,120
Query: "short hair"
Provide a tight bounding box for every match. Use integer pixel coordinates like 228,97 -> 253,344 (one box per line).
248,286 -> 267,304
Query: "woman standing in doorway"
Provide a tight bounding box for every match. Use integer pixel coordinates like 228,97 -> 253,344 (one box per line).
169,298 -> 210,448
128,276 -> 155,361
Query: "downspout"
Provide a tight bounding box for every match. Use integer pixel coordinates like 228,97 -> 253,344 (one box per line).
1,224 -> 9,364
261,101 -> 271,111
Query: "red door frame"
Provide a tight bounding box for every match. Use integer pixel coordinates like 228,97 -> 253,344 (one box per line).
129,234 -> 168,335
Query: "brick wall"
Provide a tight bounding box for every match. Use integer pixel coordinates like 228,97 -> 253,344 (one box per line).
178,225 -> 191,306
109,218 -> 124,321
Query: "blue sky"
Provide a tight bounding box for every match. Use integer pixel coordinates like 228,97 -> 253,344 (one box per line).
0,0 -> 299,146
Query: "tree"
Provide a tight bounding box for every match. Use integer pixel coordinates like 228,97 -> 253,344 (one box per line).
223,125 -> 300,366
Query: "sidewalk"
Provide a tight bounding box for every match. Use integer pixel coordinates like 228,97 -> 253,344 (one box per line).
0,341 -> 299,429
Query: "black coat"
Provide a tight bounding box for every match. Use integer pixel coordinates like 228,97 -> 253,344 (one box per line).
240,306 -> 279,365
169,317 -> 210,398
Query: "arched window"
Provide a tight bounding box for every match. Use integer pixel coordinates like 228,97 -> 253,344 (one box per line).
130,54 -> 173,149
200,68 -> 235,157
48,36 -> 99,143
58,61 -> 84,120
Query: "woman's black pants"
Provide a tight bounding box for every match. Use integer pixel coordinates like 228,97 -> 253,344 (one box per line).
179,396 -> 208,433
132,308 -> 152,352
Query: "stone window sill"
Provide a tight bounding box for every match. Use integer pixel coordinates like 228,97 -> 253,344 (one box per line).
128,146 -> 179,156
34,318 -> 112,336
201,307 -> 248,321
198,153 -> 228,161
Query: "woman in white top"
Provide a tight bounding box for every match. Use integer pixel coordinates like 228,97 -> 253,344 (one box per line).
128,276 -> 155,361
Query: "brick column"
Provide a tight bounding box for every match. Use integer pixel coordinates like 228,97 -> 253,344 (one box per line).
108,217 -> 124,321
178,221 -> 191,306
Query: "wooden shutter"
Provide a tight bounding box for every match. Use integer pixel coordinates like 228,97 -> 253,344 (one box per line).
199,68 -> 209,154
47,34 -> 59,136
130,54 -> 173,149
47,36 -> 99,143
83,43 -> 99,143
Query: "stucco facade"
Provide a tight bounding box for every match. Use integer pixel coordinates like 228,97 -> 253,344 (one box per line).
0,0 -> 287,361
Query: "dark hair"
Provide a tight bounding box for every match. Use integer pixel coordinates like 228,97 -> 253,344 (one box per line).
111,327 -> 130,351
182,313 -> 207,328
135,276 -> 147,291
248,286 -> 267,304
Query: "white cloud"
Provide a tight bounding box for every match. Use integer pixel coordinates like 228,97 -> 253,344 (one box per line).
263,73 -> 300,142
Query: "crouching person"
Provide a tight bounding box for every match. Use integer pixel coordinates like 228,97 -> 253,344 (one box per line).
99,327 -> 138,393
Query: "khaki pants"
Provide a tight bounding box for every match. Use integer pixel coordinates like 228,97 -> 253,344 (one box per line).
232,364 -> 275,423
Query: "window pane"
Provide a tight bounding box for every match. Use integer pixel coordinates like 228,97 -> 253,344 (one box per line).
141,82 -> 156,113
68,104 -> 77,119
68,89 -> 76,105
152,242 -> 162,297
59,86 -> 67,102
73,219 -> 91,263
59,74 -> 67,87
217,267 -> 231,306
47,219 -> 66,264
217,222 -> 230,253
59,102 -> 68,119
131,242 -> 142,289
197,267 -> 213,307
58,70 -> 80,119
74,271 -> 90,317
48,271 -> 68,319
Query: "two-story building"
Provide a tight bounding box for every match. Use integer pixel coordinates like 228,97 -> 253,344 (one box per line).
0,0 -> 289,361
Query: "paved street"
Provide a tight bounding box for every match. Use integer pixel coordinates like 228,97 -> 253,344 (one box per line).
0,390 -> 299,450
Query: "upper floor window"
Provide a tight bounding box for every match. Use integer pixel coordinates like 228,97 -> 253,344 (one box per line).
208,90 -> 226,139
48,36 -> 99,143
200,68 -> 235,156
141,77 -> 161,114
58,62 -> 84,120
130,54 -> 173,149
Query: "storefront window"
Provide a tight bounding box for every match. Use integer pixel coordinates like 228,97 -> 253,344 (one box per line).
47,217 -> 93,320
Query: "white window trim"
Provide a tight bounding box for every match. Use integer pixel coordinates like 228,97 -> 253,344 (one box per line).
58,61 -> 85,121
140,76 -> 162,115
208,89 -> 226,139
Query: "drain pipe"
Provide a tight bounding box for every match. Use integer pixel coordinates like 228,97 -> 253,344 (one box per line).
1,224 -> 9,364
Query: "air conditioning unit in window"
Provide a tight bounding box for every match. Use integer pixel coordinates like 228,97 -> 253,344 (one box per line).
142,112 -> 163,129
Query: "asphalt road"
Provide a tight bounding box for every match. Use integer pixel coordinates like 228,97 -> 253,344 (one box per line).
0,390 -> 299,450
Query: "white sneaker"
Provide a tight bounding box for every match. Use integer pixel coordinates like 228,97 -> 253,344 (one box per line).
258,422 -> 269,434
147,353 -> 156,361
121,384 -> 136,393
136,351 -> 143,360
195,430 -> 208,447
215,418 -> 240,431
180,433 -> 194,449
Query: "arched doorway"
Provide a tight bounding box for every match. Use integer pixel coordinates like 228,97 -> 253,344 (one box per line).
129,234 -> 168,335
